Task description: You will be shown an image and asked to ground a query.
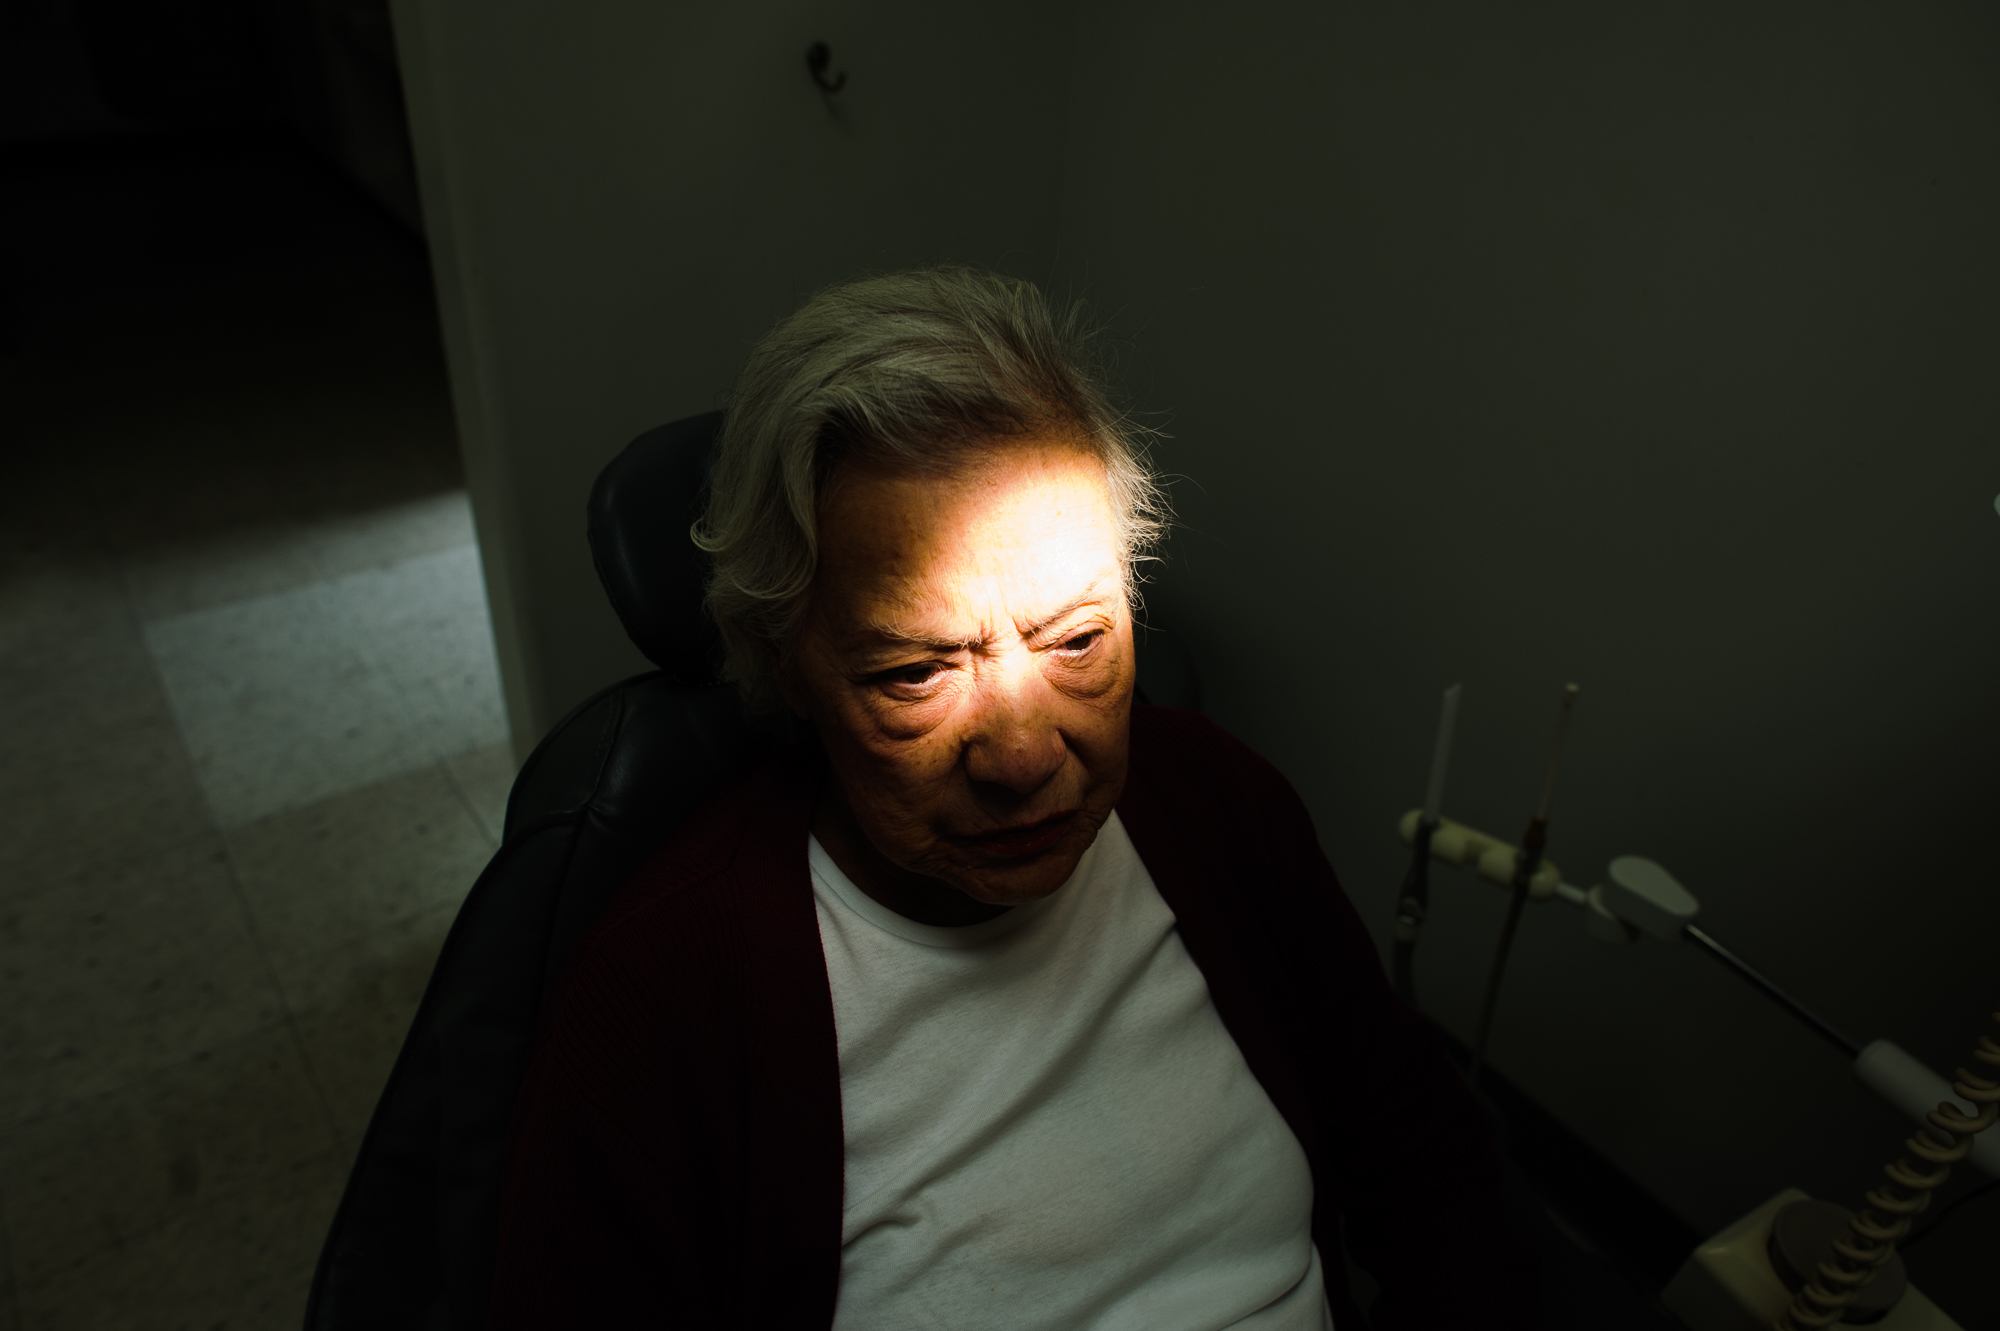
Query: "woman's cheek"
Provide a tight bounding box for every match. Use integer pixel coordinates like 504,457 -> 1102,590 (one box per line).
853,704 -> 961,773
853,679 -> 967,743
1046,653 -> 1123,702
859,707 -> 946,748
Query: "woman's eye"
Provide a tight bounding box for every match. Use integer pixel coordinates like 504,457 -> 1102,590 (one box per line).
881,662 -> 943,688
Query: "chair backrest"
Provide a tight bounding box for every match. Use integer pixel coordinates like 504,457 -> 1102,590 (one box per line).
304,411 -> 777,1330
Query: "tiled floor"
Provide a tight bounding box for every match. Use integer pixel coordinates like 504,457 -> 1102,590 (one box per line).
144,518 -> 505,827
1,129 -> 507,1330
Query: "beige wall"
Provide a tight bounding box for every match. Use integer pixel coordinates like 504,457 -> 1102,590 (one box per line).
395,0 -> 2000,1246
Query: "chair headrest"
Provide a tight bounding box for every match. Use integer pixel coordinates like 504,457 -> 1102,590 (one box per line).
586,410 -> 727,686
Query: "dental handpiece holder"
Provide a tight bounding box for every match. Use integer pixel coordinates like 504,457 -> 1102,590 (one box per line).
1396,808 -> 1999,1181
1396,810 -> 1996,1331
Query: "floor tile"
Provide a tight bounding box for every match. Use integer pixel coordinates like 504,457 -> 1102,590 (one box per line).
288,904 -> 457,1154
142,545 -> 506,828
13,1153 -> 341,1331
0,1024 -> 337,1289
232,769 -> 484,1157
142,581 -> 431,827
338,545 -> 508,762
121,524 -> 324,622
0,558 -> 164,735
444,742 -> 518,847
0,838 -> 287,1123
0,559 -> 216,884
0,713 -> 215,893
304,491 -> 476,581
118,492 -> 478,623
224,764 -> 487,979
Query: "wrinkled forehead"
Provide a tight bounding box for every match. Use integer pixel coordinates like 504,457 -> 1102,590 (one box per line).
814,441 -> 1125,641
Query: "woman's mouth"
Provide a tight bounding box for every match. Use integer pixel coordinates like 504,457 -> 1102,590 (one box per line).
958,811 -> 1075,859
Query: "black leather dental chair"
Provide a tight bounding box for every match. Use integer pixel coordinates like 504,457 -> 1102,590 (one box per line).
303,407 -> 1203,1330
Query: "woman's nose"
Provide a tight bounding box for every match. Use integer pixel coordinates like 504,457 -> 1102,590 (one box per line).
960,662 -> 1067,794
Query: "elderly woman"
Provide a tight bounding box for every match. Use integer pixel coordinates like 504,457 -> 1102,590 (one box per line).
490,269 -> 1536,1329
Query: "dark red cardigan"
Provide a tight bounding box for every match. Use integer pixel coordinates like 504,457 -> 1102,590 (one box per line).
490,705 -> 1538,1328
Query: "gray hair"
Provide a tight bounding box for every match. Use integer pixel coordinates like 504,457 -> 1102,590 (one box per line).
694,265 -> 1168,704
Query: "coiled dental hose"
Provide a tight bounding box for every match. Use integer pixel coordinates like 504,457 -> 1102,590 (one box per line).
1774,1013 -> 2000,1330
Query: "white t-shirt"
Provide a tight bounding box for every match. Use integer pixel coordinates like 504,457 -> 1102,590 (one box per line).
810,812 -> 1334,1331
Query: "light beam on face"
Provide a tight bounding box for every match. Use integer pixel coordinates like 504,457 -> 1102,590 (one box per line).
781,435 -> 1137,925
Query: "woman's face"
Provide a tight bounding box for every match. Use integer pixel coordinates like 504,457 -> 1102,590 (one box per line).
782,435 -> 1135,913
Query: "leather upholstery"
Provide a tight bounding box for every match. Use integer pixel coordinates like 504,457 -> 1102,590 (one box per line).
586,410 -> 728,684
